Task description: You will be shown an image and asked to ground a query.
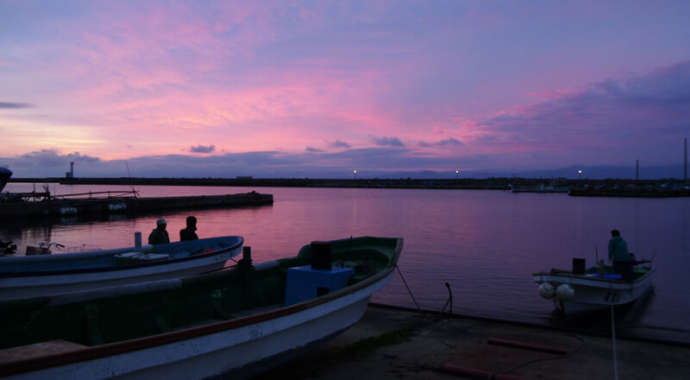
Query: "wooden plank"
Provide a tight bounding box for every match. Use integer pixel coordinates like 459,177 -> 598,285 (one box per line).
488,337 -> 567,355
0,340 -> 87,365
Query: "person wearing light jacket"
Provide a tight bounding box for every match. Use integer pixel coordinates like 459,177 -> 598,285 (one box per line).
608,229 -> 634,280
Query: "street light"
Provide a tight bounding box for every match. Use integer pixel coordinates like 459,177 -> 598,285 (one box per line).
577,169 -> 583,178
353,169 -> 358,180
455,169 -> 460,178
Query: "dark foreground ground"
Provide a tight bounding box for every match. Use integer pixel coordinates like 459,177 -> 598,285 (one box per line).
254,304 -> 690,380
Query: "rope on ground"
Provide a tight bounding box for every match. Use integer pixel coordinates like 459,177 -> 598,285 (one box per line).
611,305 -> 619,380
440,282 -> 453,315
396,265 -> 421,311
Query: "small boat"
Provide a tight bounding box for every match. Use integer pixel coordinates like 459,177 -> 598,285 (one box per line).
0,236 -> 402,379
0,236 -> 243,301
533,260 -> 655,314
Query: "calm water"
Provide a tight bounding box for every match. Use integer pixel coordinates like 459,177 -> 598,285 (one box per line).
3,183 -> 689,341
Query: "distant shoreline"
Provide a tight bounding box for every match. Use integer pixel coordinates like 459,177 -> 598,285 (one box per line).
7,177 -> 690,195
10,177 -> 511,190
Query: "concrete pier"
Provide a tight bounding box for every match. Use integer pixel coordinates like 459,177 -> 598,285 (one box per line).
255,304 -> 690,380
0,192 -> 272,220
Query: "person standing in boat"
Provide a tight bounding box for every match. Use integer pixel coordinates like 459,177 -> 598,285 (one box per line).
148,218 -> 170,245
180,216 -> 199,241
608,229 -> 634,280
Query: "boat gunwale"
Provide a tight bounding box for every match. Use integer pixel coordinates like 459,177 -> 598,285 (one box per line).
0,236 -> 403,377
533,266 -> 655,289
0,237 -> 243,278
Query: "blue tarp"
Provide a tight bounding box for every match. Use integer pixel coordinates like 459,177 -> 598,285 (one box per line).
285,265 -> 354,305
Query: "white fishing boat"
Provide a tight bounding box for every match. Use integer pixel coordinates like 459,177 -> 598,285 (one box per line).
533,262 -> 655,314
0,236 -> 243,301
0,236 -> 402,380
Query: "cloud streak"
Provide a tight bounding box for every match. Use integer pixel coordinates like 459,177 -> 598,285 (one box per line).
330,140 -> 351,149
419,138 -> 463,148
189,145 -> 216,154
0,102 -> 31,109
371,136 -> 404,147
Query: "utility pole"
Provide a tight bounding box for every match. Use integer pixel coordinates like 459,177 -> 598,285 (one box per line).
683,137 -> 688,183
635,159 -> 639,181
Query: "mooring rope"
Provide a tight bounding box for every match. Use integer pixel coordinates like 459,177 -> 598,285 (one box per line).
396,265 -> 421,311
440,282 -> 453,315
611,305 -> 619,380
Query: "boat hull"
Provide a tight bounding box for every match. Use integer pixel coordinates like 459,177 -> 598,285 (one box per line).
0,237 -> 243,301
4,271 -> 393,380
534,267 -> 655,313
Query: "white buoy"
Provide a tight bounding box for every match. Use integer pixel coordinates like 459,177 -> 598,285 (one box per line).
538,283 -> 555,299
556,284 -> 575,300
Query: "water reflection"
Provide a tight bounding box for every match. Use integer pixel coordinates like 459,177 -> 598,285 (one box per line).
2,183 -> 688,342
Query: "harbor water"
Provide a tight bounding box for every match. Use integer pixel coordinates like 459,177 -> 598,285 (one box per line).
2,183 -> 689,343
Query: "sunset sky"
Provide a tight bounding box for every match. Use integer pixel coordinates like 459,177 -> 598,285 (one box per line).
1,1 -> 689,178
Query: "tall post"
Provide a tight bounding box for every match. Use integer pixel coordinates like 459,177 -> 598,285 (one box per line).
684,137 -> 687,183
635,159 -> 639,181
134,232 -> 142,248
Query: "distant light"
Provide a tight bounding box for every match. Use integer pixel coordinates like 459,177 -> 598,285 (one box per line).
353,169 -> 358,174
577,169 -> 583,175
455,170 -> 460,174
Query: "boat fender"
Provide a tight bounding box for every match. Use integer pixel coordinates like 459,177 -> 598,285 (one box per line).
556,284 -> 575,300
538,283 -> 555,299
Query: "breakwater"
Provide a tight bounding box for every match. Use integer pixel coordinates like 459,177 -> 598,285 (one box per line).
569,186 -> 690,197
9,177 -> 690,196
19,177 -> 513,190
0,192 -> 273,220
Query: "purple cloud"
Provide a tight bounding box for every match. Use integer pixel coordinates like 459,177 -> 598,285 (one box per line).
330,140 -> 351,149
477,60 -> 690,166
1,146 -> 683,179
0,102 -> 31,109
419,137 -> 463,148
371,136 -> 404,147
189,145 -> 215,154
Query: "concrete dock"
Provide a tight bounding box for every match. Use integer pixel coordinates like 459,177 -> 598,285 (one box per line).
0,192 -> 273,219
254,304 -> 690,380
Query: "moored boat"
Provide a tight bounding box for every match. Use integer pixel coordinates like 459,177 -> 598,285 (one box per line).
533,261 -> 655,314
0,236 -> 243,301
0,236 -> 402,379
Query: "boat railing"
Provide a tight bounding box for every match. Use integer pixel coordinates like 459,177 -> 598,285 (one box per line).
52,190 -> 139,199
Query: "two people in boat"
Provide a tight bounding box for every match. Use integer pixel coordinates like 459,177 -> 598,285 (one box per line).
608,229 -> 635,280
148,216 -> 199,245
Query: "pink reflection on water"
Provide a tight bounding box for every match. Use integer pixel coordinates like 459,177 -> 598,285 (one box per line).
2,183 -> 689,341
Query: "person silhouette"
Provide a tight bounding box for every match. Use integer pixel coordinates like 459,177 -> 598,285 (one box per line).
608,229 -> 634,280
148,218 -> 170,245
180,216 -> 199,241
